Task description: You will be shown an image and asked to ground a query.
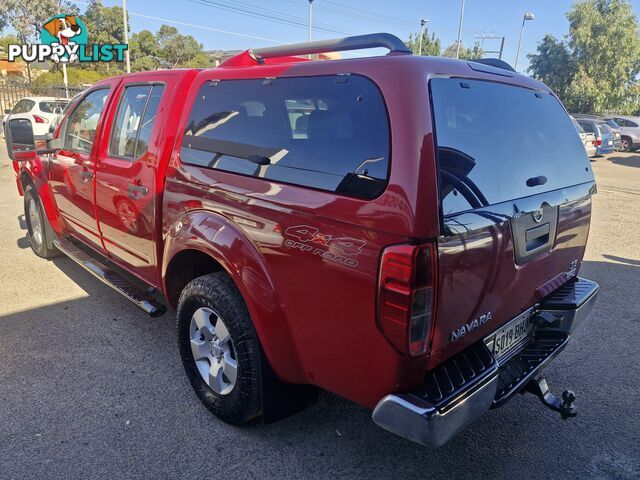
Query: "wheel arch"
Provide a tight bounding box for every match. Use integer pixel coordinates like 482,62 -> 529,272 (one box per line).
18,161 -> 64,235
161,210 -> 306,384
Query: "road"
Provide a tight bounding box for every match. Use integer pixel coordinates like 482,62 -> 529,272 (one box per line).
0,150 -> 639,480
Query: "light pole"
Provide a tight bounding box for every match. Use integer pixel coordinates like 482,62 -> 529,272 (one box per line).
514,12 -> 535,71
308,0 -> 314,43
122,0 -> 131,73
418,19 -> 428,55
456,0 -> 466,59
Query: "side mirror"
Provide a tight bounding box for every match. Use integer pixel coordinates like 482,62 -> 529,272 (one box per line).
4,118 -> 61,162
53,107 -> 63,115
5,118 -> 37,162
4,108 -> 11,115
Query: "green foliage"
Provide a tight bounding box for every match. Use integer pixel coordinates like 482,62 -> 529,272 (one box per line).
529,0 -> 640,114
406,28 -> 441,56
130,29 -> 159,61
156,25 -> 207,67
82,0 -> 127,45
527,35 -> 573,98
32,67 -> 110,86
0,34 -> 19,52
443,41 -> 484,60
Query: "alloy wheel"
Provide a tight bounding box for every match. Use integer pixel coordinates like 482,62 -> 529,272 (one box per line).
28,197 -> 43,247
189,307 -> 238,395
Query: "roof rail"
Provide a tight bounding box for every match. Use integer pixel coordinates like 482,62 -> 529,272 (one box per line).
469,58 -> 516,72
250,33 -> 411,61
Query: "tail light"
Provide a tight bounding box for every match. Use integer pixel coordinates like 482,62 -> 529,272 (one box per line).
33,115 -> 47,124
593,139 -> 602,146
377,243 -> 437,356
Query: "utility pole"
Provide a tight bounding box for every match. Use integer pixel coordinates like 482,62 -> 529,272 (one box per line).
474,33 -> 506,59
122,0 -> 131,73
418,19 -> 428,55
308,0 -> 314,42
456,0 -> 465,59
57,0 -> 68,98
515,12 -> 535,71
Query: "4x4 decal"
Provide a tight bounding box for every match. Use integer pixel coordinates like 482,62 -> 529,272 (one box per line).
284,225 -> 366,268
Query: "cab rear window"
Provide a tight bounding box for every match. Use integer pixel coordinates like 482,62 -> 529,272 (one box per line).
430,78 -> 594,216
180,75 -> 390,199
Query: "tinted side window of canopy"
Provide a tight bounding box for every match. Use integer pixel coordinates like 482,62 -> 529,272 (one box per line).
181,75 -> 390,199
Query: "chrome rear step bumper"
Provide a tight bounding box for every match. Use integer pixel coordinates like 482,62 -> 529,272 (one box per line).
372,277 -> 598,448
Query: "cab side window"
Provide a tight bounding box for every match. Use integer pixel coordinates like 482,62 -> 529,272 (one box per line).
64,89 -> 110,152
109,84 -> 165,160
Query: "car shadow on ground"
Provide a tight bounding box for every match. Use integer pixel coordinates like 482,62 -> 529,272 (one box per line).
607,154 -> 640,168
0,255 -> 638,478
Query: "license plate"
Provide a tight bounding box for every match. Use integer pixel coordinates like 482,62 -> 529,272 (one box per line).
608,140 -> 613,146
485,310 -> 532,360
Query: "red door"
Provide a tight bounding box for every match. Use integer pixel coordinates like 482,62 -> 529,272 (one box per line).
49,85 -> 117,249
94,75 -> 172,284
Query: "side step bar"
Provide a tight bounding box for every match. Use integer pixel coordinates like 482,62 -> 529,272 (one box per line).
54,238 -> 166,317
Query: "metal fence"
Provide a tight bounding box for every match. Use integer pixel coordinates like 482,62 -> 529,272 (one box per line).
0,81 -> 86,113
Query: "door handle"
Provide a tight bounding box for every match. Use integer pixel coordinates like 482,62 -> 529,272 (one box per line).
79,169 -> 93,183
128,182 -> 149,200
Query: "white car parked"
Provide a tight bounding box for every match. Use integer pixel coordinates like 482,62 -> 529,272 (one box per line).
3,97 -> 69,137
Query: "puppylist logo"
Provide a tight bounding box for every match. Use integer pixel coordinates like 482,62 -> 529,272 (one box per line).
7,14 -> 127,64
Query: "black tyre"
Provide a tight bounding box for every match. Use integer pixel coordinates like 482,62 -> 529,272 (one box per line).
24,184 -> 59,259
620,136 -> 633,152
177,272 -> 262,424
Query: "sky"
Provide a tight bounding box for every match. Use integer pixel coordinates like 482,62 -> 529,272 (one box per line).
59,0 -> 639,72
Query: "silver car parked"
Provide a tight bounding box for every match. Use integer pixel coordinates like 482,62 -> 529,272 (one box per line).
609,115 -> 640,152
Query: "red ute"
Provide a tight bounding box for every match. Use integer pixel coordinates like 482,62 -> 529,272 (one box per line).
5,33 -> 598,448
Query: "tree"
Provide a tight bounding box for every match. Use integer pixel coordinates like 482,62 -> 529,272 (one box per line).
81,0 -> 128,71
406,28 -> 441,56
527,35 -> 573,98
156,25 -> 209,67
567,0 -> 640,112
32,66 -> 111,86
0,34 -> 19,52
443,41 -> 484,60
2,0 -> 78,80
130,29 -> 159,61
529,0 -> 640,114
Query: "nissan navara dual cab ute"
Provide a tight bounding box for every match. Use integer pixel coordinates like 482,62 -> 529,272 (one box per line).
5,34 -> 599,448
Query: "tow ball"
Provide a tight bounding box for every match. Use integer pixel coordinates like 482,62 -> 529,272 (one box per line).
522,376 -> 578,419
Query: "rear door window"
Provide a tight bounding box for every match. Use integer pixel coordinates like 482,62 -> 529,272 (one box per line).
11,99 -> 35,114
39,100 -> 68,113
109,84 -> 165,160
180,75 -> 390,199
430,78 -> 593,216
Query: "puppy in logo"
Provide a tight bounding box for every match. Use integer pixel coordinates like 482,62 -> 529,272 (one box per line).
42,16 -> 82,62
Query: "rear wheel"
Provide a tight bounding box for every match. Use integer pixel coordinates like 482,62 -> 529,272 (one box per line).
177,272 -> 262,424
24,185 -> 59,259
620,136 -> 633,152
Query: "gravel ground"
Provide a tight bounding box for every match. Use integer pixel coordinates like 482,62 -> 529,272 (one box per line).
0,150 -> 638,480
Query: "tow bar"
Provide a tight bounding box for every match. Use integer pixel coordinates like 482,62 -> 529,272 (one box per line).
522,377 -> 578,419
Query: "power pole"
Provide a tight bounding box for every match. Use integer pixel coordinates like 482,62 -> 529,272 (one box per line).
122,0 -> 131,73
474,33 -> 506,59
418,19 -> 428,55
308,0 -> 313,42
58,0 -> 68,97
456,0 -> 465,59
